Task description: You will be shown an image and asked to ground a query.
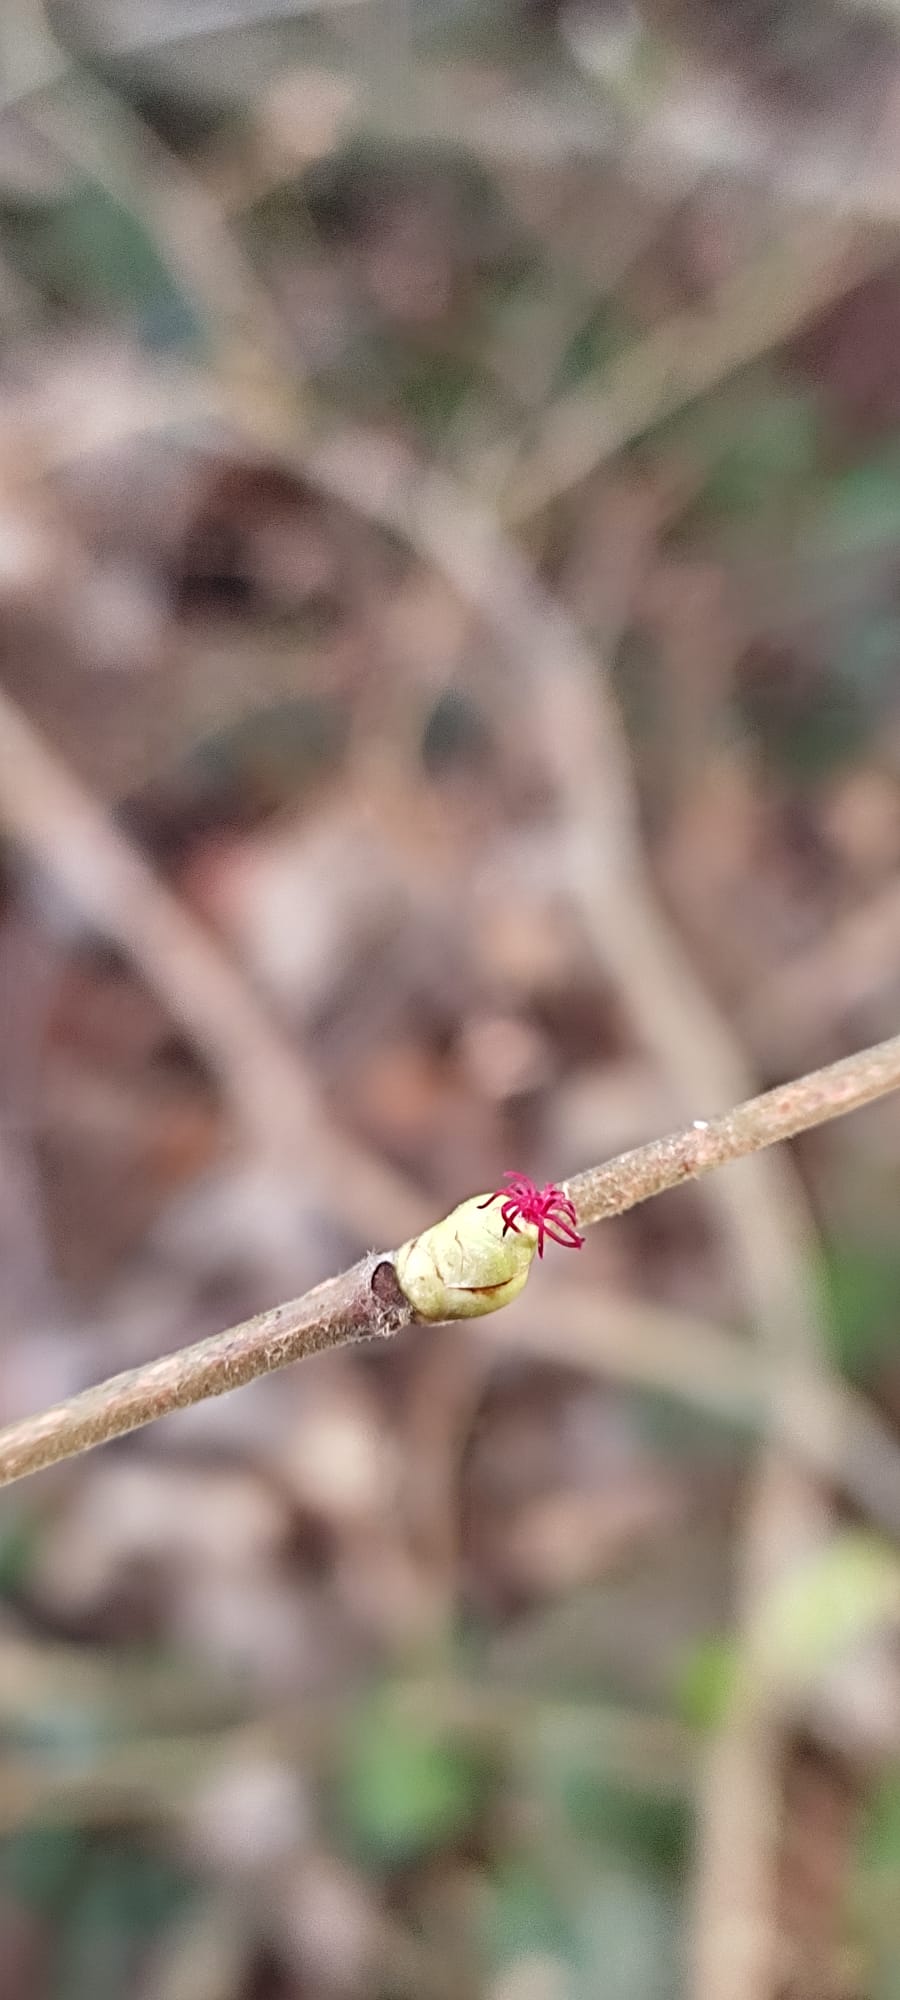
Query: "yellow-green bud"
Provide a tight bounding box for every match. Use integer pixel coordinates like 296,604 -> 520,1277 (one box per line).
394,1195 -> 539,1321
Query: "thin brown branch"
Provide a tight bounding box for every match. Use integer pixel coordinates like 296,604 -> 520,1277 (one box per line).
563,1029 -> 900,1223
0,1031 -> 898,1492
21,29 -> 294,386
502,219 -> 888,524
0,1257 -> 412,1489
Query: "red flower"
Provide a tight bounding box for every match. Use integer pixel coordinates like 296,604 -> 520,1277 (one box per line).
478,1173 -> 584,1258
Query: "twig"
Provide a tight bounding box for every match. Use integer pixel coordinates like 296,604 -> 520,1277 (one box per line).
563,1032 -> 900,1222
0,1031 -> 898,1490
0,1256 -> 411,1488
19,14 -> 294,386
502,217 -> 887,523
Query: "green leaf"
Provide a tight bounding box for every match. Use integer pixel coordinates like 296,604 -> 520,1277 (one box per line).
682,1540 -> 900,1722
675,1637 -> 736,1731
394,345 -> 482,438
804,451 -> 900,558
7,187 -> 198,343
560,1768 -> 689,1876
487,1861 -> 571,1966
867,1934 -> 900,2000
555,305 -> 630,396
572,1870 -> 681,2000
829,608 -> 900,706
854,1773 -> 900,2000
821,1241 -> 900,1380
339,1700 -> 485,1865
699,388 -> 820,520
52,1844 -> 192,2000
1,1825 -> 85,1912
0,1509 -> 39,1594
756,1533 -> 900,1696
486,1860 -> 681,2000
738,668 -> 866,782
860,1774 -> 900,1875
662,380 -> 820,527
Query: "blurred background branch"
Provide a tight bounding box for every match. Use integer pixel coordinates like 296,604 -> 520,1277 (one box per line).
1,3 -> 900,1999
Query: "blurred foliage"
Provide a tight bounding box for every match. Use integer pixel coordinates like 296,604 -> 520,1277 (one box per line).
4,184 -> 198,342
823,1240 -> 900,1381
339,1697 -> 489,1865
0,1826 -> 193,2000
0,2 -> 899,1998
676,1636 -> 736,1732
666,375 -> 823,531
856,1772 -> 900,2000
486,1857 -> 682,2000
